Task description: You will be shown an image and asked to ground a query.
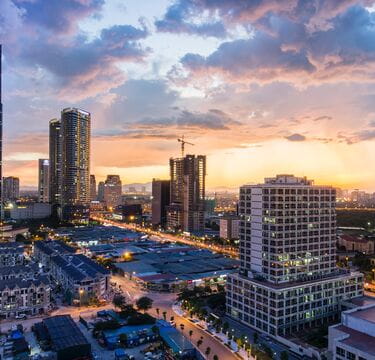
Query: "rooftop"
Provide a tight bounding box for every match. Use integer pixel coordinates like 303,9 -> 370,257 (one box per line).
0,275 -> 50,291
335,325 -> 375,356
349,305 -> 375,322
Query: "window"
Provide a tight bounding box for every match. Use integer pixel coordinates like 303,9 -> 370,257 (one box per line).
336,347 -> 345,357
346,352 -> 355,360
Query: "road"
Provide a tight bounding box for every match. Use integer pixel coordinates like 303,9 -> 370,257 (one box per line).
91,215 -> 239,258
112,275 -> 240,360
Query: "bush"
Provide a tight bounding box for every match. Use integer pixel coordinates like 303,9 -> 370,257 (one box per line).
119,305 -> 137,319
94,320 -> 121,331
127,313 -> 156,326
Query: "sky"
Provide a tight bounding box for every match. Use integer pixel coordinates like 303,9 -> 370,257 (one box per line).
2,0 -> 375,190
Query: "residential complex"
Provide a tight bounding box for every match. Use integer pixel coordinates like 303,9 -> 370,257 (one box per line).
60,108 -> 91,222
152,179 -> 170,228
167,154 -> 206,233
3,176 -> 20,201
226,175 -> 363,337
38,158 -> 50,203
0,242 -> 25,267
329,303 -> 375,360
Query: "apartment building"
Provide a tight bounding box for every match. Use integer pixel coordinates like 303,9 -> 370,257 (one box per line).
226,175 -> 363,337
0,275 -> 51,318
0,242 -> 25,267
0,263 -> 40,281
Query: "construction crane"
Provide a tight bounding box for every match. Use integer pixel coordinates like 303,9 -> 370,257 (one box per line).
178,135 -> 194,157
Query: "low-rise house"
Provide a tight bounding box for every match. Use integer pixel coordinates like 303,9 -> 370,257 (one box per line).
49,254 -> 110,303
34,240 -> 76,268
0,263 -> 40,281
0,275 -> 51,318
0,242 -> 25,267
338,234 -> 375,254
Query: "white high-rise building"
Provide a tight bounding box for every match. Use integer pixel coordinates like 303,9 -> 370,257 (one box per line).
38,159 -> 50,203
226,175 -> 363,337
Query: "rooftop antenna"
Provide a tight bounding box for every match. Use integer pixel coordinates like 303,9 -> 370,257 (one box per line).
177,135 -> 194,158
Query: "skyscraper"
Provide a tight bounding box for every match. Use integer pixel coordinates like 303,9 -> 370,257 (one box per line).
226,175 -> 363,337
60,108 -> 91,222
38,159 -> 50,203
90,175 -> 97,201
167,154 -> 206,233
152,179 -> 170,228
98,181 -> 105,202
0,45 -> 3,219
103,175 -> 122,210
49,118 -> 62,205
3,177 -> 19,201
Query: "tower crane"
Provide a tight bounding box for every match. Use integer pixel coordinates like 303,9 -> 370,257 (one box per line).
177,135 -> 194,157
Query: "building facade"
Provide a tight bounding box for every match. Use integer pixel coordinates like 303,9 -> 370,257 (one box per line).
337,234 -> 374,255
167,155 -> 206,233
152,179 -> 170,228
226,175 -> 363,337
0,276 -> 51,318
329,304 -> 375,360
49,118 -> 62,205
60,108 -> 91,222
38,159 -> 50,203
103,175 -> 122,209
3,176 -> 19,201
0,242 -> 24,267
220,217 -> 240,240
90,174 -> 97,201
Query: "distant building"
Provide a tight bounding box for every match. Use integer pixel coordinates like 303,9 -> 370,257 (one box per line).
141,185 -> 146,193
167,155 -> 206,233
3,176 -> 19,201
38,159 -> 50,203
329,303 -> 375,360
60,108 -> 90,223
98,181 -> 105,202
114,204 -> 142,223
129,186 -> 136,193
220,217 -> 240,240
338,234 -> 374,254
152,179 -> 170,228
205,198 -> 216,217
90,174 -> 97,201
104,175 -> 122,209
0,275 -> 51,318
49,118 -> 62,205
9,202 -> 51,220
0,242 -> 24,267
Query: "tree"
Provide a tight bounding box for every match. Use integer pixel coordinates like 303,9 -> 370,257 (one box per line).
163,311 -> 167,321
253,332 -> 258,344
136,296 -> 153,313
222,322 -> 229,333
151,325 -> 160,336
205,347 -> 211,356
112,294 -> 126,310
119,333 -> 127,346
213,355 -> 219,360
280,351 -> 289,360
180,323 -> 185,332
189,330 -> 193,339
156,308 -> 160,317
170,316 -> 174,322
197,339 -> 203,348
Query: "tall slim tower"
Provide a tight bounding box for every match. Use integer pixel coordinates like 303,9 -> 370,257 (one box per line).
90,174 -> 97,201
49,118 -> 62,205
60,108 -> 91,222
0,45 -> 3,221
38,159 -> 50,203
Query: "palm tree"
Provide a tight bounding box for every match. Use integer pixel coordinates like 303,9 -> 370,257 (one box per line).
197,339 -> 203,348
162,311 -> 167,321
205,346 -> 211,357
180,323 -> 185,332
189,330 -> 193,339
213,355 -> 219,360
156,308 -> 160,317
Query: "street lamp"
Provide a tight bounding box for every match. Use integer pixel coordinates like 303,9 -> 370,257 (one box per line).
79,289 -> 84,307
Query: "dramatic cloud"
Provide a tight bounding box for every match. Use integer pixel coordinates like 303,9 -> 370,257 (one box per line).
285,133 -> 306,141
133,109 -> 240,130
12,0 -> 104,33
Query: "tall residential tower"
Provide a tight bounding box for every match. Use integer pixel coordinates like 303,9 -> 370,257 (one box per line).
38,159 -> 50,203
226,175 -> 363,337
60,108 -> 91,222
49,118 -> 62,205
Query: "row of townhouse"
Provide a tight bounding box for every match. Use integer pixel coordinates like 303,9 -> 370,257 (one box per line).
0,263 -> 41,281
0,242 -> 25,267
34,241 -> 110,303
0,275 -> 51,319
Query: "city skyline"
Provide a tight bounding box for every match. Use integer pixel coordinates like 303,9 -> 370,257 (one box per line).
3,1 -> 375,190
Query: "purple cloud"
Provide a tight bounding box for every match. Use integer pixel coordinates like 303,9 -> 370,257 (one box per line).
285,133 -> 306,141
